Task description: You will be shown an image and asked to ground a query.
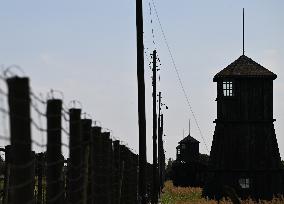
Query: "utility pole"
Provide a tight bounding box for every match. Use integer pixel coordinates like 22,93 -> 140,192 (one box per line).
136,0 -> 147,203
152,50 -> 158,204
243,8 -> 245,55
189,119 -> 191,135
160,114 -> 165,189
158,97 -> 163,192
157,92 -> 161,195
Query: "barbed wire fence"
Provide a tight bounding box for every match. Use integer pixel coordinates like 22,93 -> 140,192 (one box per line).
0,68 -> 154,204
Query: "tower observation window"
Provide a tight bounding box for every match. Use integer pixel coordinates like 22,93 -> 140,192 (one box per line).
177,148 -> 180,155
239,178 -> 250,189
223,81 -> 234,96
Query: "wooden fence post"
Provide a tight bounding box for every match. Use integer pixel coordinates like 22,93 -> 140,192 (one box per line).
81,119 -> 92,204
46,99 -> 64,203
7,77 -> 34,204
67,108 -> 82,203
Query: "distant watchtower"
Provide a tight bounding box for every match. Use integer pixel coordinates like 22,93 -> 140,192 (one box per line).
205,55 -> 283,199
176,135 -> 199,163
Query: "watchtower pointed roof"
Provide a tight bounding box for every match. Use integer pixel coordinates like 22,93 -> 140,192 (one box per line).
179,135 -> 200,144
213,55 -> 277,81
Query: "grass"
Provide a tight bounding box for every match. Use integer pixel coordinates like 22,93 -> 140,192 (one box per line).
160,181 -> 284,204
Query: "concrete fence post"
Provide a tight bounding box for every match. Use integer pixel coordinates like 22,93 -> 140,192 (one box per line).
67,108 -> 82,203
46,99 -> 64,203
113,140 -> 120,204
81,119 -> 92,204
3,145 -> 11,204
7,77 -> 34,204
36,152 -> 44,204
91,126 -> 102,204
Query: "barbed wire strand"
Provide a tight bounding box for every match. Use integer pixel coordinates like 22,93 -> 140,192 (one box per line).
150,0 -> 209,153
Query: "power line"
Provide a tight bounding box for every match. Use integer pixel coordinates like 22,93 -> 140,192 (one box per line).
150,0 -> 209,153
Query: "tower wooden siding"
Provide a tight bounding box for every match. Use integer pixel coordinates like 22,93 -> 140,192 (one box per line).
216,79 -> 273,121
183,142 -> 199,163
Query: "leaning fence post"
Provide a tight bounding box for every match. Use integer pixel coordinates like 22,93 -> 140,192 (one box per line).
67,108 -> 82,203
46,99 -> 64,203
7,77 -> 34,204
3,145 -> 11,204
81,119 -> 92,204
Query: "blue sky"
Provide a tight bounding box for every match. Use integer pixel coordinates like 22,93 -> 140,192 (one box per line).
0,0 -> 283,161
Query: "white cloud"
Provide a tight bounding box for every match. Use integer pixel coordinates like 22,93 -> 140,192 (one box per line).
40,54 -> 53,65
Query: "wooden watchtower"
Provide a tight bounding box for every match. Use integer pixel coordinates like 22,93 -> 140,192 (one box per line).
176,135 -> 199,163
204,55 -> 283,199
